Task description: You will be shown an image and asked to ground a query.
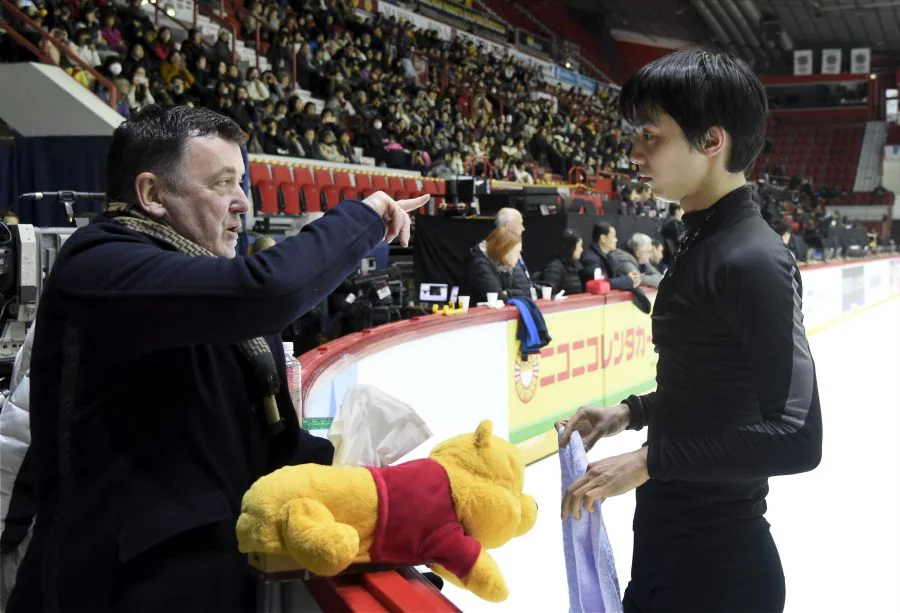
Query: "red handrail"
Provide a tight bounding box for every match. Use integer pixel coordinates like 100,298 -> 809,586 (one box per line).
0,0 -> 118,108
465,155 -> 493,178
197,0 -> 238,63
0,17 -> 51,64
568,165 -> 587,185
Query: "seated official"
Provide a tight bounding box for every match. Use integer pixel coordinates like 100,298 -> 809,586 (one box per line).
613,232 -> 664,288
540,228 -> 585,296
466,226 -> 533,303
580,223 -> 641,290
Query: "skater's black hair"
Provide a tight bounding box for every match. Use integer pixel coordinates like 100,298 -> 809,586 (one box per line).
618,49 -> 768,174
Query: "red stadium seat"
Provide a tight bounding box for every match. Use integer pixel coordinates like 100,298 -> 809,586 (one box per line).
301,184 -> 322,212
280,183 -> 302,215
333,171 -> 353,188
340,186 -> 359,201
294,167 -> 314,187
321,185 -> 341,210
254,179 -> 278,214
315,169 -> 333,185
250,162 -> 271,186
372,175 -> 389,191
271,165 -> 293,185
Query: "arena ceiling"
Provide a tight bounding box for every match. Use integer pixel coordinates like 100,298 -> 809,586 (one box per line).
565,0 -> 900,66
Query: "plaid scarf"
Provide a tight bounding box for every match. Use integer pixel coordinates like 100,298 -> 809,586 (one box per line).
104,203 -> 284,434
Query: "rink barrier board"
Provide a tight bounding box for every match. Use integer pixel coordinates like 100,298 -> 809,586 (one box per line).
299,256 -> 900,466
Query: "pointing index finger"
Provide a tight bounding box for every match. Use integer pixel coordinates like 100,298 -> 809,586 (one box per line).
396,194 -> 431,212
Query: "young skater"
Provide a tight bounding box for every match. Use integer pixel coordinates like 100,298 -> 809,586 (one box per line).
559,50 -> 822,612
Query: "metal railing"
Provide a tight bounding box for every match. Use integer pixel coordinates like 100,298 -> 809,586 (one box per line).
0,0 -> 118,108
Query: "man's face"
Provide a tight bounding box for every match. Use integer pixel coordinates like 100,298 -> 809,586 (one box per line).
635,243 -> 652,265
507,212 -> 525,237
600,227 -> 617,251
650,243 -> 663,264
156,136 -> 249,258
629,112 -> 711,204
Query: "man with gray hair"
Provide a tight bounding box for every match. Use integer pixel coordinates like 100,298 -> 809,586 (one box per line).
614,232 -> 664,288
494,207 -> 531,281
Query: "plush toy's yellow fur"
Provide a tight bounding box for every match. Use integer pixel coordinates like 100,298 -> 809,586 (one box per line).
236,420 -> 537,602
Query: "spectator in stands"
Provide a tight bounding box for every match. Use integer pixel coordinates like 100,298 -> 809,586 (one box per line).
127,66 -> 155,112
614,232 -> 663,288
245,67 -> 270,103
150,27 -> 175,64
580,223 -> 640,290
540,228 -> 584,297
180,28 -> 207,68
211,29 -> 232,66
466,226 -> 532,304
5,105 -> 427,613
161,51 -> 194,89
73,29 -> 101,68
121,42 -> 149,81
100,13 -> 124,52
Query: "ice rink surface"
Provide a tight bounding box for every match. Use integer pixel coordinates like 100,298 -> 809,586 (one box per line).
444,297 -> 900,612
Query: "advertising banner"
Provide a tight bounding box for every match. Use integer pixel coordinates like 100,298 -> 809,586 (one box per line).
419,0 -> 506,35
516,29 -> 551,56
350,0 -> 378,14
507,299 -> 656,463
841,265 -> 865,313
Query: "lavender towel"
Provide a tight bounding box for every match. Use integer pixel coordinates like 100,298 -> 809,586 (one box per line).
559,429 -> 623,613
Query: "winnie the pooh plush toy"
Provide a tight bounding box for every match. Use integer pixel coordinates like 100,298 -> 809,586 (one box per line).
236,420 -> 537,602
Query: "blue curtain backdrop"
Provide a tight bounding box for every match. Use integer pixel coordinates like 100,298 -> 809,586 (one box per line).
0,136 -> 111,226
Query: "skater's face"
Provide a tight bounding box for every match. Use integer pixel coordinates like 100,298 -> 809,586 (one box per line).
629,112 -> 714,205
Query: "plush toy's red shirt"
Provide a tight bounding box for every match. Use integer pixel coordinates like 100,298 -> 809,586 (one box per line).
366,458 -> 481,578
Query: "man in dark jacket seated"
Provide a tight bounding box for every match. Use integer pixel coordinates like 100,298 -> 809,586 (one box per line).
7,106 -> 427,613
580,222 -> 641,290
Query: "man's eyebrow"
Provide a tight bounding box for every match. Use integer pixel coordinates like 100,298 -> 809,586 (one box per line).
211,168 -> 240,180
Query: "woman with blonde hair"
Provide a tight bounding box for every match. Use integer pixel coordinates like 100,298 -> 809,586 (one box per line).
466,226 -> 533,303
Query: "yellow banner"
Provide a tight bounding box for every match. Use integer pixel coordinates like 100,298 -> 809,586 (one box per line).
507,299 -> 657,463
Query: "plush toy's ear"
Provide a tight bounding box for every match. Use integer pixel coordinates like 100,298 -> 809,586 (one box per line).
474,420 -> 493,448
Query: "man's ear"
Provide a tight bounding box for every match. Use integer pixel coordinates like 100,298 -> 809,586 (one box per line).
701,126 -> 729,160
134,172 -> 167,219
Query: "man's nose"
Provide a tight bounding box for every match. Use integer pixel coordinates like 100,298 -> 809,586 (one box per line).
233,188 -> 251,214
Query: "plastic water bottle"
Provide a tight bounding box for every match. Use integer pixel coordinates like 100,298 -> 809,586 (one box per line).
282,342 -> 302,418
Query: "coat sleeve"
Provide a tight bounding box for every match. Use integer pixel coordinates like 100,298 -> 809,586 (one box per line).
466,253 -> 503,303
622,391 -> 656,431
53,201 -> 385,357
541,260 -> 565,295
502,266 -> 534,298
646,247 -> 822,481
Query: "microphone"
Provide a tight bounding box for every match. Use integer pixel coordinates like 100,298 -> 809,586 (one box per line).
18,191 -> 106,224
18,191 -> 106,200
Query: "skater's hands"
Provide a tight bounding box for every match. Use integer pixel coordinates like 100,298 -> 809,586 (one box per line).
561,448 -> 649,521
557,404 -> 630,451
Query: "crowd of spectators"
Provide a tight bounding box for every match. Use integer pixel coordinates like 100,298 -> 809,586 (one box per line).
1,0 -> 634,182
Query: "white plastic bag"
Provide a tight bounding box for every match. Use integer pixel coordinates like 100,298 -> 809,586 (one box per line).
328,384 -> 432,467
